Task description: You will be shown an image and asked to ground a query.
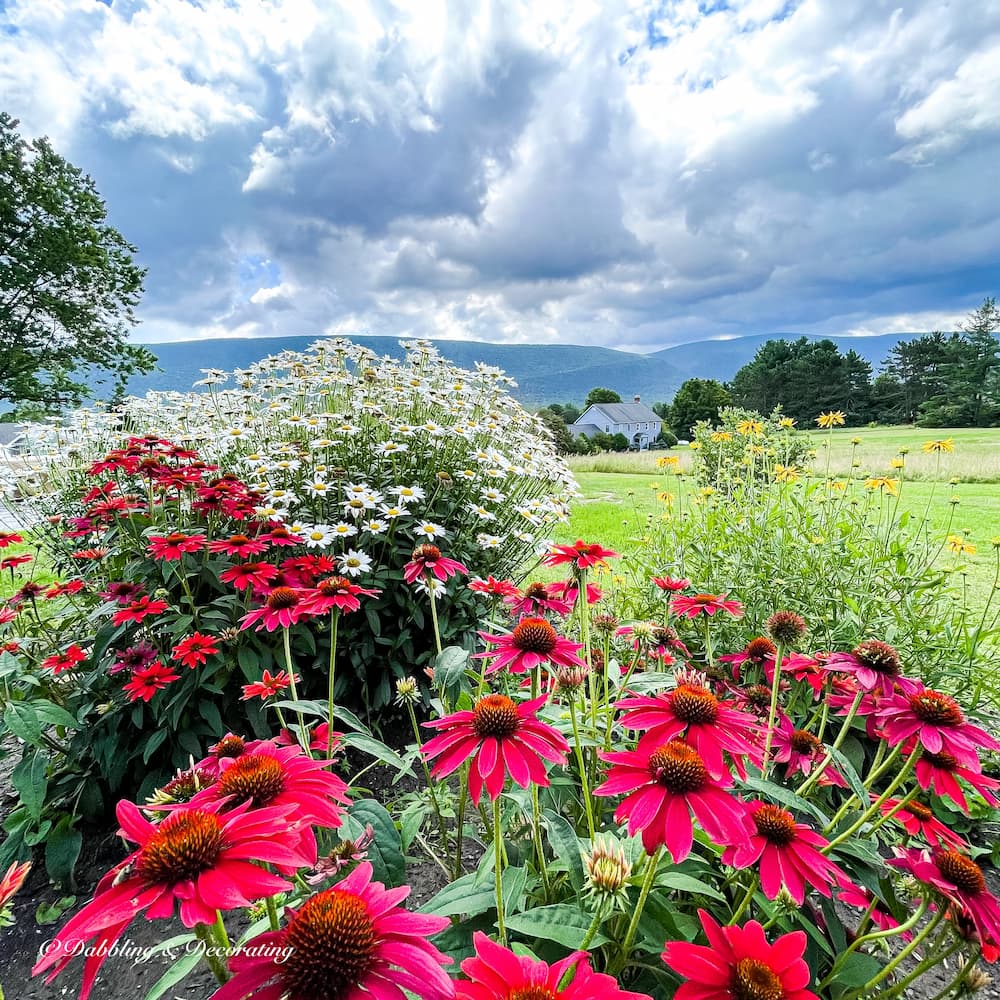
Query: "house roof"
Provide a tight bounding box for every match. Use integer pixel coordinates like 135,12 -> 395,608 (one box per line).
582,402 -> 661,423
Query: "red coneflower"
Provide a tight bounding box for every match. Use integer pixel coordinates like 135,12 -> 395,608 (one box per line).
474,618 -> 586,676
112,595 -> 170,625
170,632 -> 221,669
722,801 -> 851,904
300,576 -> 381,616
241,669 -> 297,701
826,640 -> 920,697
769,717 -> 847,787
663,909 -> 819,1000
219,561 -> 280,591
889,847 -> 1000,956
543,539 -> 618,570
468,576 -> 521,599
0,859 -> 30,913
208,532 -> 269,558
914,748 -> 1000,812
260,524 -> 304,547
110,642 -> 158,675
505,581 -> 574,617
720,637 -> 777,682
422,693 -> 570,804
0,553 -> 33,571
122,662 -> 179,702
207,862 -> 453,1000
877,687 -> 1000,767
0,531 -> 24,548
670,593 -> 744,619
40,644 -> 88,675
403,543 -> 469,585
71,547 -> 110,561
146,532 -> 207,561
44,579 -> 86,599
99,581 -> 144,605
594,739 -> 750,859
548,578 -> 603,607
652,575 -> 691,592
616,686 -> 762,780
877,797 -> 967,851
32,799 -> 309,1000
456,930 -> 651,1000
239,586 -> 312,632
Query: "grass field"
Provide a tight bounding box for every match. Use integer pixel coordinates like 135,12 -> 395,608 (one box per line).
569,425 -> 1000,483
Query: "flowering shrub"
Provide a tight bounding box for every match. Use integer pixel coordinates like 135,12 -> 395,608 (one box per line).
13,539 -> 1000,1000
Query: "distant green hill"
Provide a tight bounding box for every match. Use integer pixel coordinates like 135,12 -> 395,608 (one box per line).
121,331 -> 919,407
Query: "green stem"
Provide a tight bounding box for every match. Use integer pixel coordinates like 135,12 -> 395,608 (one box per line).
531,783 -> 552,899
613,847 -> 661,975
281,627 -> 310,756
326,610 -> 339,758
727,876 -> 758,925
569,696 -> 596,839
192,921 -> 229,984
926,950 -> 981,1000
760,642 -> 785,779
579,901 -> 607,951
407,701 -> 448,848
798,690 -> 863,796
264,894 -> 279,932
453,766 -> 469,880
881,940 -> 962,1000
849,908 -> 946,998
493,795 -> 506,946
427,575 -> 443,655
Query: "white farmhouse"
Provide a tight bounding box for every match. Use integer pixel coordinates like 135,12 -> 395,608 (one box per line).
568,395 -> 662,450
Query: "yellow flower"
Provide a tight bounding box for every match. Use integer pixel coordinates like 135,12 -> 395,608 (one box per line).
890,458 -> 905,469
992,536 -> 1000,549
864,476 -> 899,495
711,431 -> 733,443
689,441 -> 702,450
826,480 -> 847,491
816,411 -> 846,428
648,482 -> 660,490
946,535 -> 976,556
656,456 -> 680,468
778,417 -> 796,429
774,464 -> 801,483
922,439 -> 954,453
700,487 -> 716,497
736,419 -> 764,436
658,491 -> 675,504
851,437 -> 862,446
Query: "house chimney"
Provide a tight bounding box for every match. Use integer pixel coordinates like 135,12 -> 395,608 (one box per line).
633,394 -> 641,403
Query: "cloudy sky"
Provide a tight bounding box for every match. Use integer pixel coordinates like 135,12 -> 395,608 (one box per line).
2,0 -> 998,351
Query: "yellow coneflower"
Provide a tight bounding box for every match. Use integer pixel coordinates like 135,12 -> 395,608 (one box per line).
890,458 -> 905,469
778,417 -> 796,429
864,476 -> 899,496
816,411 -> 846,428
922,439 -> 954,453
736,419 -> 764,436
656,456 -> 680,468
774,464 -> 801,483
711,431 -> 733,443
689,441 -> 702,450
826,480 -> 847,491
946,535 -> 976,556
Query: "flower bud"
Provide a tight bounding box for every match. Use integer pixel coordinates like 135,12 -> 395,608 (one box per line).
765,611 -> 807,647
394,677 -> 420,706
584,835 -> 632,903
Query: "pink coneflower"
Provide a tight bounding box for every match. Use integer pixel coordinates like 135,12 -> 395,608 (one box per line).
889,847 -> 1000,956
505,581 -> 574,617
208,532 -> 269,558
594,739 -> 750,859
32,799 -> 309,1000
543,539 -> 618,570
146,531 -> 207,561
877,797 -> 967,851
914,748 -> 1000,812
769,718 -> 847,788
95,579 -> 138,607
468,576 -> 521,599
307,823 -> 376,884
239,586 -> 312,632
41,644 -> 88,675
1,553 -> 33,571
722,801 -> 851,904
616,685 -> 761,780
826,640 -> 920,697
300,575 -> 381,616
260,524 -> 304,547
877,687 -> 1000,767
189,740 -> 349,847
548,578 -> 602,607
403,543 -> 468,584
241,669 -> 297,701
170,632 -> 220,669
456,930 -> 651,1000
219,561 -> 281,591
663,909 -> 819,1000
652,575 -> 691,592
207,861 -> 453,1000
422,693 -> 570,804
474,618 -> 586,676
122,662 -> 179,702
112,595 -> 170,625
670,593 -> 744,619
110,642 -> 158,675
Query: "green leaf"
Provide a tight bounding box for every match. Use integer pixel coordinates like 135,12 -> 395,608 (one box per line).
33,700 -> 80,730
828,951 -> 884,989
4,701 -> 41,744
45,816 -> 82,887
35,896 -> 76,925
12,750 -> 47,820
541,810 -> 584,891
333,704 -> 372,736
504,904 -> 610,949
420,872 -> 494,918
433,645 -> 470,695
740,776 -> 829,825
342,732 -> 411,774
143,945 -> 202,1000
503,865 -> 529,916
142,728 -> 169,764
346,799 -> 405,887
657,870 -> 726,902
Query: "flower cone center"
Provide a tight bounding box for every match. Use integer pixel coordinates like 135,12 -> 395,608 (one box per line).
266,587 -> 300,610
670,684 -> 720,724
509,989 -> 558,1000
753,804 -> 798,845
217,754 -> 285,806
906,800 -> 934,821
790,730 -> 822,755
228,535 -> 251,546
745,638 -> 777,661
648,740 -> 708,793
525,582 -> 550,600
280,889 -> 376,1000
934,851 -> 986,894
922,750 -> 958,772
412,544 -> 441,562
214,735 -> 245,759
137,810 -> 225,885
317,577 -> 352,596
731,957 -> 786,1000
853,640 -> 901,675
164,532 -> 189,545
908,691 -> 964,726
512,618 -> 557,655
473,695 -> 521,739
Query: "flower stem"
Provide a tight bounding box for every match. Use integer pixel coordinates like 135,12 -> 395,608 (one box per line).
453,766 -> 469,879
531,783 -> 552,899
613,847 -> 661,975
493,795 -> 506,945
282,627 -> 309,755
427,575 -> 443,655
579,900 -> 607,951
407,701 -> 448,848
760,642 -> 785,779
326,610 -> 339,758
727,875 -> 758,925
848,907 -> 946,998
798,690 -> 863,796
192,921 -> 229,984
569,696 -> 596,839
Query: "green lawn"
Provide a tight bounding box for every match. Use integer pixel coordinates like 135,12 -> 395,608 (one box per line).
556,471 -> 1000,610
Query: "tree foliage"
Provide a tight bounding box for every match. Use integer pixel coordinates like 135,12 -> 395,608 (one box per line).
584,387 -> 622,406
665,378 -> 732,436
0,113 -> 156,413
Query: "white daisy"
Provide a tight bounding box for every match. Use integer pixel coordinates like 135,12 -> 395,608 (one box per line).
415,522 -> 447,539
331,522 -> 358,538
338,549 -> 373,577
391,485 -> 426,504
363,519 -> 388,535
304,479 -> 332,498
303,524 -> 337,549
